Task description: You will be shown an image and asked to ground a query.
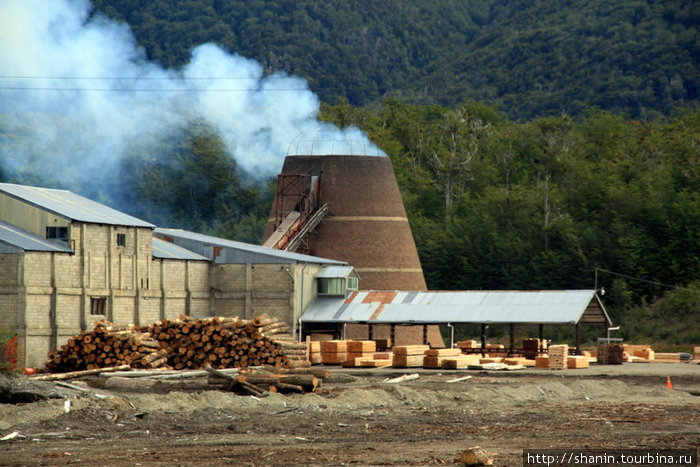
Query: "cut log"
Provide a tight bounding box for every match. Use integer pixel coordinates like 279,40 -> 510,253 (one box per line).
32,365 -> 131,381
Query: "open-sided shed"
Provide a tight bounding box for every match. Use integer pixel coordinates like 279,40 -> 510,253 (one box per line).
301,290 -> 612,354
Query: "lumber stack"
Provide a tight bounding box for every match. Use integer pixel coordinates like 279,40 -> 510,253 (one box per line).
374,338 -> 392,351
653,352 -> 682,363
343,340 -> 377,367
392,345 -> 429,368
423,348 -> 462,369
547,344 -> 568,370
597,341 -> 624,364
321,340 -> 348,364
456,339 -> 479,350
308,341 -> 322,365
522,338 -> 548,359
442,354 -> 481,369
43,314 -> 307,373
567,355 -> 590,369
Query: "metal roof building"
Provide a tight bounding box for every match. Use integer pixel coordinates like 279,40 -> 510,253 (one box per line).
154,227 -> 346,265
0,183 -> 154,228
301,290 -> 612,353
151,237 -> 209,261
302,290 -> 610,325
0,221 -> 73,254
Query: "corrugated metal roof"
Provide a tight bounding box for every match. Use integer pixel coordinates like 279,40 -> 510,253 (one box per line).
316,265 -> 356,278
0,183 -> 154,228
0,221 -> 73,253
154,228 -> 345,265
301,290 -> 610,325
152,237 -> 209,261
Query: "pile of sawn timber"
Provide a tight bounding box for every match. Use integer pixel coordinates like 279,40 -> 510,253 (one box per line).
43,314 -> 309,373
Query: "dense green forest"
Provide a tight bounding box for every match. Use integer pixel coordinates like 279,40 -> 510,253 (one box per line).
318,101 -> 699,345
91,0 -> 699,120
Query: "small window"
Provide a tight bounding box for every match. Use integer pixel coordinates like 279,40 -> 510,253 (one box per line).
46,226 -> 68,241
90,297 -> 107,315
318,277 -> 345,296
346,276 -> 358,291
116,233 -> 126,247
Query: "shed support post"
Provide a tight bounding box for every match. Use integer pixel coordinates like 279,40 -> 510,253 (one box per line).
539,324 -> 544,354
423,325 -> 428,346
390,324 -> 395,346
575,323 -> 581,355
509,323 -> 515,357
480,324 -> 487,357
368,324 -> 373,340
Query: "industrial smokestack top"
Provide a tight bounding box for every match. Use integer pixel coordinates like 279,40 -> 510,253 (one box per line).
264,154 -> 427,291
286,128 -> 386,157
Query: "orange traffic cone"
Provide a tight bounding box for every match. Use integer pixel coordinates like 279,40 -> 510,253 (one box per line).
666,376 -> 673,389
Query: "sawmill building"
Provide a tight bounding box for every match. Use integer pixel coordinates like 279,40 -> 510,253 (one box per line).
0,183 -> 351,368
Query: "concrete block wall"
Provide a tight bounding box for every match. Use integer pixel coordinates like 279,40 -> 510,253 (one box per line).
163,294 -> 187,320
54,254 -> 80,288
188,262 -> 209,291
0,254 -> 20,286
23,254 -> 51,287
162,261 -> 186,291
0,294 -> 19,329
137,295 -> 161,325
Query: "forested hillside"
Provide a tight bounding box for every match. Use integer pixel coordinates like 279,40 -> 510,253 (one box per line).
91,0 -> 699,119
319,101 -> 700,344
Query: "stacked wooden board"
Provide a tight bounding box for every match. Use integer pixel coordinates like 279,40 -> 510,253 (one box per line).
43,314 -> 306,373
320,340 -> 347,364
343,340 -> 378,367
308,341 -> 322,365
423,348 -> 463,368
547,344 -> 568,370
442,354 -> 482,369
392,345 -> 429,368
598,341 -> 624,364
566,355 -> 590,368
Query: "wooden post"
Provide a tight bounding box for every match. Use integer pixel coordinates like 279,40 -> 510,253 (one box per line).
575,323 -> 581,355
368,324 -> 373,340
390,324 -> 395,345
422,324 -> 428,346
539,323 -> 544,354
509,323 -> 514,357
480,323 -> 486,357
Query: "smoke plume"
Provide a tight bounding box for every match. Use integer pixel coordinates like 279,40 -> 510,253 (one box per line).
0,0 -> 384,205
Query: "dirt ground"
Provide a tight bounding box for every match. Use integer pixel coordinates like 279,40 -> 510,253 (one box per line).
0,363 -> 698,466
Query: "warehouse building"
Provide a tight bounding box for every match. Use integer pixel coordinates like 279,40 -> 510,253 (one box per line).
0,183 -> 352,368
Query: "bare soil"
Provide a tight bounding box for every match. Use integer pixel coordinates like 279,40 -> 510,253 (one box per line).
0,364 -> 698,466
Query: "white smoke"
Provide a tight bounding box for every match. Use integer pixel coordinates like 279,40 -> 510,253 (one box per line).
0,0 -> 384,200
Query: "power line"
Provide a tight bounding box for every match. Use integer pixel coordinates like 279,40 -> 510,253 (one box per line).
0,86 -> 309,92
594,268 -> 698,292
0,75 -> 294,80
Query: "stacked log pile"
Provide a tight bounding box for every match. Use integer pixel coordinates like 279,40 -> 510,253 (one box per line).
43,314 -> 308,373
44,322 -> 165,373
